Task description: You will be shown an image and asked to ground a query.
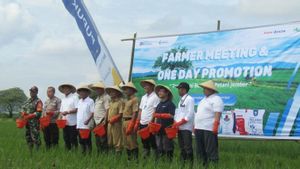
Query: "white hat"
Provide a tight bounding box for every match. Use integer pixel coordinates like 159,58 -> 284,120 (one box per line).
91,82 -> 105,90
105,85 -> 123,96
121,82 -> 137,93
199,80 -> 218,92
76,85 -> 92,94
140,79 -> 156,87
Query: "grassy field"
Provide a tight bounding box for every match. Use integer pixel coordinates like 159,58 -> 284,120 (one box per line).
0,118 -> 299,169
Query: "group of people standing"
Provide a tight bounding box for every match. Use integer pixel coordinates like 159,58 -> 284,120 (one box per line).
20,79 -> 224,166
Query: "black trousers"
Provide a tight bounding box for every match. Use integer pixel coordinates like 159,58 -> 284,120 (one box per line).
155,134 -> 174,161
79,130 -> 92,154
139,124 -> 157,156
178,130 -> 193,161
63,125 -> 78,150
95,134 -> 108,153
43,123 -> 59,148
194,129 -> 219,165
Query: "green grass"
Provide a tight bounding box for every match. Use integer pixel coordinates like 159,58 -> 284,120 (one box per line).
0,119 -> 299,169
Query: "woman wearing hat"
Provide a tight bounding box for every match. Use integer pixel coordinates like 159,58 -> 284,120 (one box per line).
105,85 -> 124,154
76,85 -> 95,155
153,84 -> 176,161
91,82 -> 110,154
59,84 -> 79,150
135,79 -> 160,158
121,82 -> 139,160
194,80 -> 224,166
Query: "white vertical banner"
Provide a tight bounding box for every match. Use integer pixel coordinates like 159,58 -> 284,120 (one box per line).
62,0 -> 124,86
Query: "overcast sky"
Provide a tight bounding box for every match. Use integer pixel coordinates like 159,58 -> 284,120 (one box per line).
1,0 -> 300,100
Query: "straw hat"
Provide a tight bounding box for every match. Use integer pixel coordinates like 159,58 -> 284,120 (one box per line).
105,85 -> 123,96
90,82 -> 105,90
76,85 -> 92,94
140,79 -> 156,87
58,84 -> 76,93
121,82 -> 137,93
155,84 -> 173,99
199,80 -> 218,92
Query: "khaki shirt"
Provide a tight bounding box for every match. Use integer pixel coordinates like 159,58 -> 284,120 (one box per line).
123,96 -> 139,118
108,98 -> 124,120
94,94 -> 110,125
43,96 -> 61,123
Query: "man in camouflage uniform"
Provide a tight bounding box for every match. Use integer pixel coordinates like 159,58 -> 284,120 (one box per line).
21,86 -> 43,151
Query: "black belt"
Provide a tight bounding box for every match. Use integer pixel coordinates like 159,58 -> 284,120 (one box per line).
123,117 -> 132,121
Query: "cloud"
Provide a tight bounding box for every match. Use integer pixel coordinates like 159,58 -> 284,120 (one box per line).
0,1 -> 38,46
239,0 -> 300,18
147,13 -> 182,33
34,34 -> 88,58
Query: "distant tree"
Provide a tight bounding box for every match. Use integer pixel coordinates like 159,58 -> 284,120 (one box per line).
0,88 -> 27,118
153,46 -> 193,70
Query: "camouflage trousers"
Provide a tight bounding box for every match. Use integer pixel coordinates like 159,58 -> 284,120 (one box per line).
25,119 -> 41,148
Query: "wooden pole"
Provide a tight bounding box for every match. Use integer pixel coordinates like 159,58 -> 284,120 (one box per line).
126,33 -> 137,82
217,20 -> 221,31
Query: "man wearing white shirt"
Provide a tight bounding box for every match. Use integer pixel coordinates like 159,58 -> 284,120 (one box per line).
76,85 -> 94,155
194,80 -> 224,166
134,79 -> 160,158
173,82 -> 195,163
59,84 -> 79,151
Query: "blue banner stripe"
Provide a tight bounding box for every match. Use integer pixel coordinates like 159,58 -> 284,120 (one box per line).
264,112 -> 280,136
62,0 -> 101,62
276,98 -> 293,135
293,112 -> 300,136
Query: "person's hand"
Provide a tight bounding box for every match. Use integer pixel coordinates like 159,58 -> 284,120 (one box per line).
84,119 -> 89,125
172,119 -> 187,128
126,120 -> 135,135
24,114 -> 36,120
212,120 -> 220,135
20,112 -> 28,117
61,111 -> 69,116
109,115 -> 120,124
172,122 -> 179,128
159,113 -> 172,119
153,113 -> 161,118
46,112 -> 54,116
134,119 -> 140,132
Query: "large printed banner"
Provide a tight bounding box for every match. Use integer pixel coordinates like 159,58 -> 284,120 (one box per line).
132,22 -> 300,139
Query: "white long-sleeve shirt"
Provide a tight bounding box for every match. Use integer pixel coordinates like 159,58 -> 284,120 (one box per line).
174,94 -> 195,131
60,93 -> 79,126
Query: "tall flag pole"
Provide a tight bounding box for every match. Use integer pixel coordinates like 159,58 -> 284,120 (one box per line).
62,0 -> 124,86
